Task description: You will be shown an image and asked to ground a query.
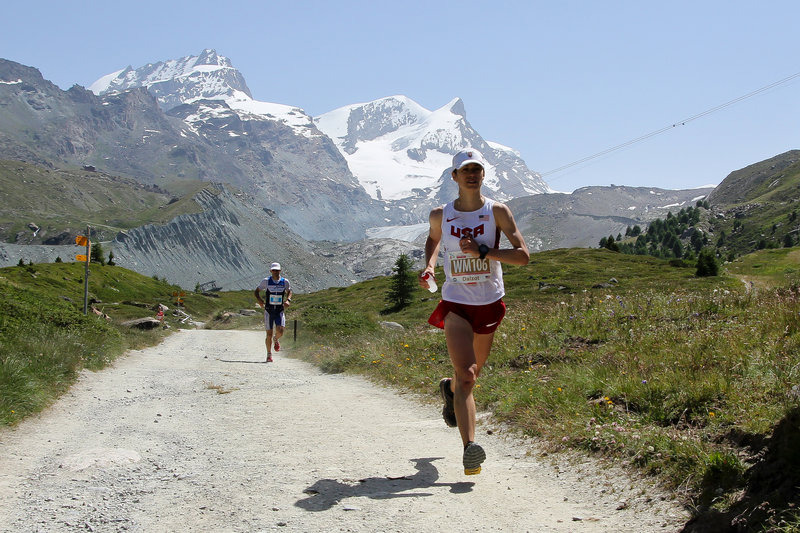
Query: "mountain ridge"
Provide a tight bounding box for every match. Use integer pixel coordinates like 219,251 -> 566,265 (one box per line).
6,51 -> 793,291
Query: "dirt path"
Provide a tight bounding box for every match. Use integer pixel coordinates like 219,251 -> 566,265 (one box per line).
0,329 -> 688,532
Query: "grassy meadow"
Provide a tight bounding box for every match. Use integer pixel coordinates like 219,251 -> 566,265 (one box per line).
289,247 -> 800,527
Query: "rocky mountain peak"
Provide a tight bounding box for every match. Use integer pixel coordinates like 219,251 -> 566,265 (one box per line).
89,49 -> 252,111
314,94 -> 550,202
447,97 -> 466,118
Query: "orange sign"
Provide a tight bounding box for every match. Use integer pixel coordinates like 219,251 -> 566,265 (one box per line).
75,235 -> 88,246
76,254 -> 88,262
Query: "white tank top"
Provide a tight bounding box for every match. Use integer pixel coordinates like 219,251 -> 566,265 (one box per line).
440,199 -> 505,305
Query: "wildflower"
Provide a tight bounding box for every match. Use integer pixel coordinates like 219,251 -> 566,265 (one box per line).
557,387 -> 562,392
709,412 -> 716,417
642,379 -> 648,384
404,344 -> 409,348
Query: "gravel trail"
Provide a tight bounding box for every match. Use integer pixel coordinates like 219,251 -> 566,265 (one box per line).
0,329 -> 688,532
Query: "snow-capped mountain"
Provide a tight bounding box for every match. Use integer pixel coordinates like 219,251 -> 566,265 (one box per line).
87,50 -> 383,241
314,95 -> 551,202
89,49 -> 318,137
85,49 -> 550,240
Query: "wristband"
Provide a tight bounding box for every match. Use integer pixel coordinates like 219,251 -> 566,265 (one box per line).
478,244 -> 490,260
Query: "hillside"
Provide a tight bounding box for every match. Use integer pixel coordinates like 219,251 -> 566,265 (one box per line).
509,185 -> 714,250
0,160 -> 202,245
0,180 -> 359,292
707,150 -> 800,257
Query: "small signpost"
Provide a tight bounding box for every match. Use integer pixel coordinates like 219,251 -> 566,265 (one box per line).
75,228 -> 90,315
173,291 -> 186,306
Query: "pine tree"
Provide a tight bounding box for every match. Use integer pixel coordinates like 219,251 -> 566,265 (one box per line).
386,254 -> 416,310
90,240 -> 106,265
696,248 -> 719,277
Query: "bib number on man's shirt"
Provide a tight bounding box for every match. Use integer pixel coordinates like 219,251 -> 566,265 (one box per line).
269,294 -> 284,306
448,252 -> 491,283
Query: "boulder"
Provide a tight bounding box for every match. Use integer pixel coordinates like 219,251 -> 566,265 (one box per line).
121,317 -> 161,329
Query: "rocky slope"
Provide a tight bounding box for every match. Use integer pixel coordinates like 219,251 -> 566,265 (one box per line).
510,185 -> 715,250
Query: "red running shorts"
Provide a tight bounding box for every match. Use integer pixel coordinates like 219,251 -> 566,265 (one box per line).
427,299 -> 506,334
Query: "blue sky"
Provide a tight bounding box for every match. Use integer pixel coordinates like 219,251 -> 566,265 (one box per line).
3,1 -> 798,192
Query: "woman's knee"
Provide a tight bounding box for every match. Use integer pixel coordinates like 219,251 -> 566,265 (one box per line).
454,364 -> 478,392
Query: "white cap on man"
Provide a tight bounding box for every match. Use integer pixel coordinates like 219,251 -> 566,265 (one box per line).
270,262 -> 281,271
452,149 -> 485,170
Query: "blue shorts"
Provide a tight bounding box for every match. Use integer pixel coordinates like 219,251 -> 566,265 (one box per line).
264,308 -> 286,330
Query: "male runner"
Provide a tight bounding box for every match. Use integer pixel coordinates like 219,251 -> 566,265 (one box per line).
254,262 -> 293,362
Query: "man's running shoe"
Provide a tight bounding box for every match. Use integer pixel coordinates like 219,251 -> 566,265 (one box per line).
266,354 -> 273,363
463,442 -> 486,475
274,339 -> 280,352
439,378 -> 457,428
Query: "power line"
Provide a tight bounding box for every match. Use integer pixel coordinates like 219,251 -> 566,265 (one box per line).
542,70 -> 800,179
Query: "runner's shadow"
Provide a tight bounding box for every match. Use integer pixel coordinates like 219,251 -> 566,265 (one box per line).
295,457 -> 473,512
218,359 -> 269,364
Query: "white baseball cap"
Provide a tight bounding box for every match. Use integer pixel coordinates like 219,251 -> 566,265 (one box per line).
452,149 -> 485,170
270,262 -> 281,271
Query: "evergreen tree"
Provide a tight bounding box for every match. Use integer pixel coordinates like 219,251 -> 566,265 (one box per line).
696,248 -> 719,277
690,231 -> 704,252
90,240 -> 106,265
386,253 -> 416,310
107,250 -> 116,266
672,240 -> 684,258
783,234 -> 794,248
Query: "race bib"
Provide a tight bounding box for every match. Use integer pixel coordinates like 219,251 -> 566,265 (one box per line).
269,293 -> 283,306
448,252 -> 491,283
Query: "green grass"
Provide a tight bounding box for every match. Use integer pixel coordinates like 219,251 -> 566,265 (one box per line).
0,261 -> 256,426
0,160 -> 205,243
288,247 -> 800,516
725,248 -> 800,288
